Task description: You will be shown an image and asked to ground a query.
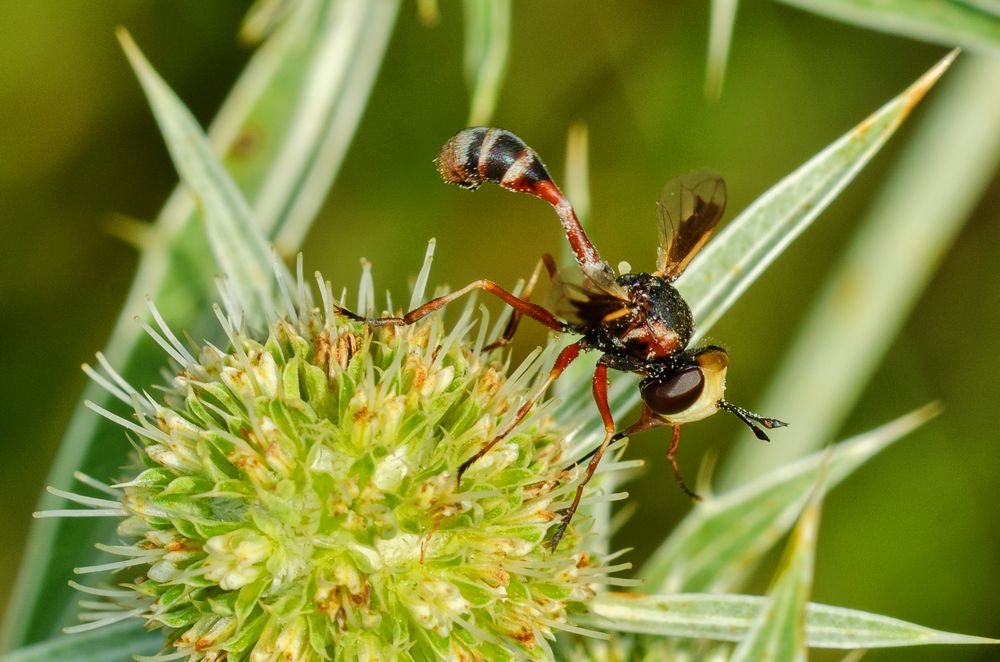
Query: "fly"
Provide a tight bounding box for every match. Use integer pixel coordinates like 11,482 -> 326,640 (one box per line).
337,127 -> 786,549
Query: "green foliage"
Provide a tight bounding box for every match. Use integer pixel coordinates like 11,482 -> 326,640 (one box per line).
638,406 -> 938,593
777,0 -> 1000,51
3,1 -> 998,660
579,593 -> 996,649
1,0 -> 399,648
0,623 -> 159,662
720,52 -> 1000,485
463,0 -> 510,125
119,29 -> 281,327
681,50 -> 954,335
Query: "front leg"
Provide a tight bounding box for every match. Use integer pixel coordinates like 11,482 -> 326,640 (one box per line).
482,254 -> 556,351
457,340 -> 584,484
666,424 -> 699,501
335,278 -> 568,335
618,405 -> 699,500
550,362 -> 617,550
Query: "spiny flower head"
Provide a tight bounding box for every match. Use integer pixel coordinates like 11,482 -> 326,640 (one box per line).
53,248 -> 630,661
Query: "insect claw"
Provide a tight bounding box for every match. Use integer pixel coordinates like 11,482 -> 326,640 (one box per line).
548,513 -> 572,551
480,337 -> 511,353
455,459 -> 473,487
332,305 -> 366,323
682,484 -> 702,502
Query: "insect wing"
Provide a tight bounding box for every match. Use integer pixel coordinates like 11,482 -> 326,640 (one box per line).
580,260 -> 629,300
542,256 -> 626,326
655,169 -> 726,279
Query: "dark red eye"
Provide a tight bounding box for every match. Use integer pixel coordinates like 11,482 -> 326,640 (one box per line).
641,367 -> 705,415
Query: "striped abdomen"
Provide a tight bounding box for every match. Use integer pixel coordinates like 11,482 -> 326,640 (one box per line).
436,126 -> 613,287
436,127 -> 553,196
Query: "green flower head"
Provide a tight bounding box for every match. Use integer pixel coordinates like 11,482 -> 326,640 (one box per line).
51,246 -> 631,661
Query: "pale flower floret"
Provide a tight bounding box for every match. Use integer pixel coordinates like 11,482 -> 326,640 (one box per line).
376,394 -> 406,438
331,554 -> 369,593
375,532 -> 421,567
203,530 -> 272,591
249,347 -> 280,396
420,364 -> 455,398
475,439 -> 521,473
400,575 -> 471,636
220,346 -> 279,400
119,489 -> 168,519
373,445 -> 410,491
144,444 -> 186,473
147,559 -> 181,583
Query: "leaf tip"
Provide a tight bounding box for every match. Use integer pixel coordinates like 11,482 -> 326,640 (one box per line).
933,632 -> 1000,646
913,400 -> 943,423
853,401 -> 942,458
116,26 -> 156,86
115,26 -> 138,59
903,48 -> 960,114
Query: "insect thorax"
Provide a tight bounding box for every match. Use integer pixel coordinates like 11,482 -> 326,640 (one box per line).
601,272 -> 695,365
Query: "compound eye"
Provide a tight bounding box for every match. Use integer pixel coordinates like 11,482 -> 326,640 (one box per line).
641,366 -> 705,415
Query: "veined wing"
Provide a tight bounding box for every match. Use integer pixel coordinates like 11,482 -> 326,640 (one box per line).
655,169 -> 726,280
542,255 -> 630,327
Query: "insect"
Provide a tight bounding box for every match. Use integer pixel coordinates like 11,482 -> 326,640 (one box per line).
338,127 -> 786,549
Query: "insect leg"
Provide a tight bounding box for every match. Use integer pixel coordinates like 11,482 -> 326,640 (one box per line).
666,425 -> 700,501
561,396 -> 658,473
457,340 -> 583,484
563,394 -> 648,471
335,279 -> 566,333
609,405 -> 698,499
482,255 -> 551,352
550,363 -> 616,550
563,442 -> 602,472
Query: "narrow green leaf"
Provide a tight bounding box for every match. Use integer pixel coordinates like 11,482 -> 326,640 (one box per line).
463,0 -> 510,125
720,53 -> 1000,487
417,0 -> 441,26
240,0 -> 298,41
267,0 -> 400,253
679,49 -> 956,334
705,0 -> 739,101
578,592 -> 998,648
4,1 -> 398,648
119,29 -> 279,327
638,404 -> 938,593
776,0 -> 1000,52
0,623 -> 160,662
730,466 -> 825,662
954,0 -> 1000,19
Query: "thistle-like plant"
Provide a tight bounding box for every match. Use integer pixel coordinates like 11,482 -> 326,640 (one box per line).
5,2 -> 1000,661
55,248 -> 637,661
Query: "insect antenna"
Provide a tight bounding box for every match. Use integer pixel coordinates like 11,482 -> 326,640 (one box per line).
718,400 -> 788,441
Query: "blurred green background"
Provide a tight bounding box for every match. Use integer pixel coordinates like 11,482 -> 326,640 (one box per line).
1,1 -> 997,660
